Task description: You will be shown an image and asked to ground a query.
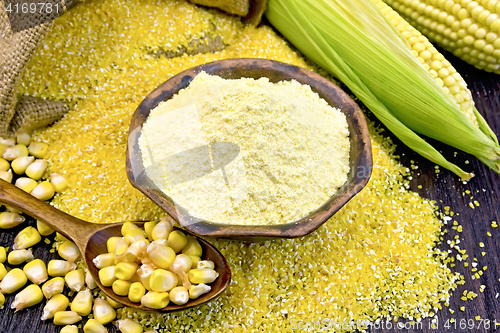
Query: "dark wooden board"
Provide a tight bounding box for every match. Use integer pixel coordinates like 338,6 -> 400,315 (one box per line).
1,50 -> 500,332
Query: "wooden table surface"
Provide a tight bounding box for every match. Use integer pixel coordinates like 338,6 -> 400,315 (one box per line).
1,50 -> 500,332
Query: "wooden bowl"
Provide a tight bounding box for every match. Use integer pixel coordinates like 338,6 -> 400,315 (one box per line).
126,59 -> 372,240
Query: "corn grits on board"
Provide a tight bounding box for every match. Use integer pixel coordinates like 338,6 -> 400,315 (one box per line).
0,0 -> 498,332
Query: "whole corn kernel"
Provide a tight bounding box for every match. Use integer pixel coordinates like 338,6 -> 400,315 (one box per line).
23,258 -> 48,284
0,137 -> 15,146
71,289 -> 93,316
11,155 -> 34,174
56,232 -> 70,242
137,264 -> 155,290
189,255 -> 200,269
13,226 -> 41,249
42,294 -> 70,320
58,240 -> 81,263
188,268 -> 219,284
116,319 -> 143,333
3,144 -> 29,161
114,238 -> 129,262
128,281 -> 146,303
15,177 -> 38,193
31,181 -> 55,201
182,236 -> 202,257
0,246 -> 6,263
49,173 -> 68,193
0,293 -> 4,307
147,241 -> 176,269
25,158 -> 47,180
189,283 -> 211,299
93,298 -> 116,325
119,239 -> 148,263
65,269 -> 85,291
141,291 -> 170,309
105,296 -> 123,309
42,277 -> 65,298
37,220 -> 55,236
0,211 -> 25,229
0,157 -> 9,171
98,266 -> 117,287
0,263 -> 7,280
121,221 -> 142,237
170,254 -> 192,288
106,237 -> 122,253
16,132 -> 31,146
53,311 -> 82,325
151,218 -> 173,241
11,284 -> 43,311
169,286 -> 189,305
48,259 -> 76,277
86,271 -> 97,289
167,230 -> 187,253
0,169 -> 13,182
150,269 -> 178,292
112,279 -> 132,296
93,253 -> 116,269
124,228 -> 147,245
84,319 -> 108,333
60,325 -> 78,333
28,142 -> 48,158
8,248 -> 34,265
144,221 -> 159,241
114,262 -> 138,281
197,260 -> 215,269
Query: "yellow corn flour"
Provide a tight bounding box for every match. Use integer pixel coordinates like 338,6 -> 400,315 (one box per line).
139,72 -> 350,225
19,0 -> 461,331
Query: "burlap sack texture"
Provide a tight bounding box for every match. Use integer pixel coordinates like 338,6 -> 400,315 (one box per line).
0,0 -> 80,138
0,0 -> 267,139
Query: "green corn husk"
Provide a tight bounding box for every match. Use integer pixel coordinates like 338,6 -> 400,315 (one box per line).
265,0 -> 500,180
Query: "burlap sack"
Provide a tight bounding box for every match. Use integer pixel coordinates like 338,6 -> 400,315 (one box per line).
0,0 -> 266,138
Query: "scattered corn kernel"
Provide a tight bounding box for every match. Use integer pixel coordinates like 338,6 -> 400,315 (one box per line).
0,211 -> 24,229
13,226 -> 42,249
60,325 -> 78,333
197,260 -> 215,270
37,220 -> 55,236
112,279 -> 132,296
15,177 -> 38,193
58,240 -> 81,263
115,319 -> 143,333
0,158 -> 9,171
48,259 -> 76,277
0,169 -> 13,183
65,269 -> 85,292
8,248 -> 34,265
0,246 -> 6,263
124,228 -> 147,245
106,237 -> 122,254
23,258 -> 48,284
71,289 -> 93,316
3,144 -> 29,161
31,180 -> 55,201
84,319 -> 108,333
16,132 -> 31,146
28,142 -> 48,158
25,159 -> 48,180
49,173 -> 69,193
86,271 -> 97,290
121,222 -> 142,237
189,283 -> 211,299
53,311 -> 83,325
0,293 -> 4,307
0,263 -> 7,280
11,284 -> 43,312
11,155 -> 34,174
42,277 -> 65,299
93,298 -> 116,325
42,294 -> 70,320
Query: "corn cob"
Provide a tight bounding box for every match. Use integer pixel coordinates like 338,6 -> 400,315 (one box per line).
266,0 -> 500,179
383,0 -> 500,73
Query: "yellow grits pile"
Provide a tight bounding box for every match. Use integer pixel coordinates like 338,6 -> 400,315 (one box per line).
139,72 -> 350,225
19,0 -> 460,331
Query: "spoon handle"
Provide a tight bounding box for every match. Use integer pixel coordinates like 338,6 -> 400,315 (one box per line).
0,179 -> 100,249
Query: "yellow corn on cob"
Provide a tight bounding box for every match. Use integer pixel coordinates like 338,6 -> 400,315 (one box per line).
383,0 -> 500,73
373,0 -> 478,126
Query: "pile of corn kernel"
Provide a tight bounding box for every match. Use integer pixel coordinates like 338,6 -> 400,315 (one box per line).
16,0 -> 463,331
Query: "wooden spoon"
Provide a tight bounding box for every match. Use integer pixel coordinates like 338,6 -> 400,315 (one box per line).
0,179 -> 231,312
